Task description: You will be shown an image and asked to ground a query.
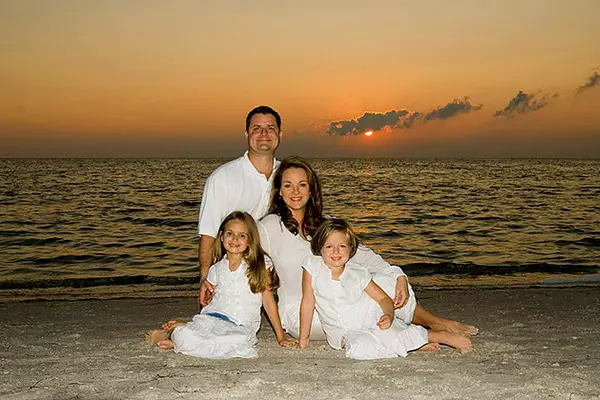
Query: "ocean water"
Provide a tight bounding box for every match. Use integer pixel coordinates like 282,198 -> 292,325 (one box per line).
1,158 -> 599,301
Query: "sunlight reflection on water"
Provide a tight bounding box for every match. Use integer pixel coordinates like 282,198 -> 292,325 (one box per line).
1,158 -> 599,299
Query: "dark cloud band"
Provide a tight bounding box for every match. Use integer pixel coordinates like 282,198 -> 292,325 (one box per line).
576,71 -> 600,96
493,90 -> 557,118
423,97 -> 483,122
327,97 -> 482,136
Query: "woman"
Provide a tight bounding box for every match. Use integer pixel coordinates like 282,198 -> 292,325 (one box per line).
258,156 -> 478,340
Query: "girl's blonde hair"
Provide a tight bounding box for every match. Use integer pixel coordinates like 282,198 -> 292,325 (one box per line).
310,218 -> 359,259
213,211 -> 279,294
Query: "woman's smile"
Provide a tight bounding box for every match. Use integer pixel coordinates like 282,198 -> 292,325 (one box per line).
280,167 -> 310,211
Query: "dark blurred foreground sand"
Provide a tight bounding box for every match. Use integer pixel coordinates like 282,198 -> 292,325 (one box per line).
1,287 -> 599,400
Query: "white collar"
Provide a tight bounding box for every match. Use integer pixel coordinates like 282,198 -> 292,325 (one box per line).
242,150 -> 278,179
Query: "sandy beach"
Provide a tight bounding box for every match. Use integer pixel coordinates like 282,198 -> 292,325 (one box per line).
1,286 -> 599,400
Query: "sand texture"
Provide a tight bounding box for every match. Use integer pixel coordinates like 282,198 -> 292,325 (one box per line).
1,287 -> 599,400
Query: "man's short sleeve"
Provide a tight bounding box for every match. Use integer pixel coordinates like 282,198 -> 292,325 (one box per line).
198,173 -> 227,238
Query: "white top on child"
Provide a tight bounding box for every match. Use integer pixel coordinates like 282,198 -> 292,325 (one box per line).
171,257 -> 270,359
302,255 -> 428,360
202,256 -> 265,333
303,255 -> 382,349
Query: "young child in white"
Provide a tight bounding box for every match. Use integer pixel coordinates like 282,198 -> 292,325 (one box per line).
145,211 -> 297,358
298,218 -> 471,360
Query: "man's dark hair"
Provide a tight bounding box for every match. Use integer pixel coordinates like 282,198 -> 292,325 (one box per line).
245,105 -> 281,131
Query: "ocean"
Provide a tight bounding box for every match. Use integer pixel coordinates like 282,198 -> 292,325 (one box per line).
1,158 -> 599,301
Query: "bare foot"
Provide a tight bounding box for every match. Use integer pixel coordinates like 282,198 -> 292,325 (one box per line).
419,342 -> 441,351
161,320 -> 180,330
144,329 -> 169,345
158,339 -> 174,350
428,328 -> 472,352
433,319 -> 479,337
431,330 -> 472,352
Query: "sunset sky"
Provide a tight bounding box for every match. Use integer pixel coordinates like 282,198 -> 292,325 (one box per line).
1,0 -> 599,158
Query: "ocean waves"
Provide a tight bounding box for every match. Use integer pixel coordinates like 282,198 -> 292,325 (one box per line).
1,158 -> 599,301
1,261 -> 598,302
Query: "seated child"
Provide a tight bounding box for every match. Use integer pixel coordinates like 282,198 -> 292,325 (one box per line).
145,210 -> 297,358
298,218 -> 471,360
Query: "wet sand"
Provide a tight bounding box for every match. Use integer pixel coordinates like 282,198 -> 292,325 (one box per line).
1,287 -> 599,399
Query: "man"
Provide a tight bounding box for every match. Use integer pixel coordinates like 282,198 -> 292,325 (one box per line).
197,105 -> 282,306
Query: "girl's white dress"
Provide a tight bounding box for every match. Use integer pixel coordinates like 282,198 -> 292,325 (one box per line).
303,255 -> 428,360
171,257 -> 263,358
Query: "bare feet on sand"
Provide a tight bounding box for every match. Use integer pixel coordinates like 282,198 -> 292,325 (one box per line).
161,320 -> 182,331
419,342 -> 442,351
145,321 -> 186,349
429,330 -> 472,352
144,329 -> 169,345
433,319 -> 479,337
158,339 -> 174,349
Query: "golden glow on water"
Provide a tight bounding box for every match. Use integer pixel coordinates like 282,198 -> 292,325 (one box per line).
320,158 -> 600,268
1,158 -> 599,301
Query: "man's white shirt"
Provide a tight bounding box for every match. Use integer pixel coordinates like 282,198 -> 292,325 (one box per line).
198,151 -> 279,238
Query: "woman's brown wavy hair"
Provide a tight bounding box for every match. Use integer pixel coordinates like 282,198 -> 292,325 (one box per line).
266,156 -> 325,239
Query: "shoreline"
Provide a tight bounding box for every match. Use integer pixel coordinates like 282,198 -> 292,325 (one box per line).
2,287 -> 599,399
1,273 -> 598,302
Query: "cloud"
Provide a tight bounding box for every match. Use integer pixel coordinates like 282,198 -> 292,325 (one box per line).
423,97 -> 483,122
327,109 -> 416,136
576,70 -> 600,96
327,97 -> 482,136
399,111 -> 422,129
493,90 -> 558,118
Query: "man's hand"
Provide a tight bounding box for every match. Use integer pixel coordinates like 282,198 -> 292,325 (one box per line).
198,235 -> 216,307
393,275 -> 409,309
198,278 -> 215,307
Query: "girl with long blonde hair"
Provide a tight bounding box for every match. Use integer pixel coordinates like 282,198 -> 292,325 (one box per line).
145,211 -> 297,358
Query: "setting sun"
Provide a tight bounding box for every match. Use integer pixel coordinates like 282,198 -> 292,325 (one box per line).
364,130 -> 374,137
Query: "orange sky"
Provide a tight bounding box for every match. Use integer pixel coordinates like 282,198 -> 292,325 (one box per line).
1,1 -> 599,157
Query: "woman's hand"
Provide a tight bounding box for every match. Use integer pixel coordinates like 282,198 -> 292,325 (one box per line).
299,337 -> 310,349
377,313 -> 393,330
279,338 -> 299,348
393,275 -> 409,309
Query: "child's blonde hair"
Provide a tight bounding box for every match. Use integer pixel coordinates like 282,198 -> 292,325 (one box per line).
310,218 -> 359,259
213,211 -> 279,293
